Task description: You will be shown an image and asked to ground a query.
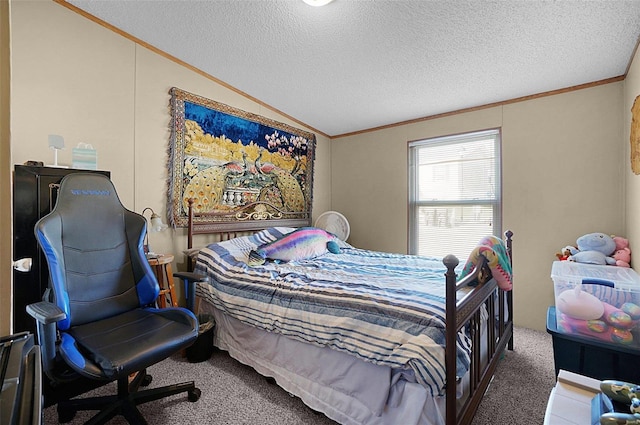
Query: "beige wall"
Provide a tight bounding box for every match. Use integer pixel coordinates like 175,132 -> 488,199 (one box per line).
1,0 -> 11,336
10,0 -> 136,202
3,0 -> 331,331
625,48 -> 640,261
333,83 -> 624,331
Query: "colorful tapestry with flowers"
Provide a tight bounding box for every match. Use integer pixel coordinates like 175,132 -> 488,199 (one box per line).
168,87 -> 316,230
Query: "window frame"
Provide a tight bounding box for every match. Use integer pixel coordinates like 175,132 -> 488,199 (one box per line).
407,128 -> 502,258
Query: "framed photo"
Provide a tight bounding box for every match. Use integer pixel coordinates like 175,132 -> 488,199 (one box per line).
168,87 -> 316,230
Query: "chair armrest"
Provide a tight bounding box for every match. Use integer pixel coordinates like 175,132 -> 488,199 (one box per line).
26,301 -> 66,324
26,301 -> 66,379
173,271 -> 208,283
173,272 -> 208,313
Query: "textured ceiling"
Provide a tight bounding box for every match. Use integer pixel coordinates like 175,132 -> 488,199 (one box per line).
66,0 -> 640,137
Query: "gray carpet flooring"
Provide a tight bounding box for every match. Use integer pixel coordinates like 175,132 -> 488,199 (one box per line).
43,326 -> 556,424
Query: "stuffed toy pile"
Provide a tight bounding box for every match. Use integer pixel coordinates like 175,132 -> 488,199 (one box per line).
613,236 -> 632,268
554,233 -> 637,348
556,232 -> 632,268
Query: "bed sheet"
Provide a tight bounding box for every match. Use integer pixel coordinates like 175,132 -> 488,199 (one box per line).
196,290 -> 488,425
193,227 -> 473,397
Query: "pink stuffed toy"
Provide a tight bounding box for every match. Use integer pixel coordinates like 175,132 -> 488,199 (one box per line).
614,236 -> 630,250
614,247 -> 631,267
612,236 -> 632,268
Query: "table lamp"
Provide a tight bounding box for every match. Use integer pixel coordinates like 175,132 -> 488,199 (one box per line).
142,207 -> 168,257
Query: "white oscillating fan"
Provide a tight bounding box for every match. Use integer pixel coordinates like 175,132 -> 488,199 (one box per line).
315,211 -> 350,241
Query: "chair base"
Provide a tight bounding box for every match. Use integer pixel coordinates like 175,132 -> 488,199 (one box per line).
57,372 -> 201,425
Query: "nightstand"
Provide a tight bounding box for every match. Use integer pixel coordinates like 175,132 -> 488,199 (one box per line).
147,254 -> 178,308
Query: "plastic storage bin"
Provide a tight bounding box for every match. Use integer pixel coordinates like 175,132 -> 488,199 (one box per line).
551,261 -> 640,347
547,306 -> 640,383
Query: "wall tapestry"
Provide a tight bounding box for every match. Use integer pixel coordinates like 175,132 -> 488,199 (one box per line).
631,94 -> 640,175
168,87 -> 316,230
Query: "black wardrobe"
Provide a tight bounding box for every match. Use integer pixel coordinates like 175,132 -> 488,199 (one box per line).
12,165 -> 110,334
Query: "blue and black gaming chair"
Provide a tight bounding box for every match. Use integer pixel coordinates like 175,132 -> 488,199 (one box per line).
26,173 -> 201,424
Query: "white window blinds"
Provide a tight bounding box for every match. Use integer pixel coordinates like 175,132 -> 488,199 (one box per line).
408,129 -> 501,261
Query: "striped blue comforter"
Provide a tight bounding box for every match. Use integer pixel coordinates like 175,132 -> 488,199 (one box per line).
194,227 -> 472,396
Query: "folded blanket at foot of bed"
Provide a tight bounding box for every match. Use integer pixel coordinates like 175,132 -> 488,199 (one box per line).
459,235 -> 513,291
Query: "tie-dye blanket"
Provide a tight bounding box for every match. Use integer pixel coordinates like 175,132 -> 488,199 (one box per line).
459,235 -> 512,290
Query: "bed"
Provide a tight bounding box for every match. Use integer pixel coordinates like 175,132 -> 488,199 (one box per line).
181,201 -> 514,425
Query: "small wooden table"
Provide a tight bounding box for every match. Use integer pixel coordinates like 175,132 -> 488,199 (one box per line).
147,254 -> 178,308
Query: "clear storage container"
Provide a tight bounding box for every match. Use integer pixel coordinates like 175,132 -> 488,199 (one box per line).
551,261 -> 640,348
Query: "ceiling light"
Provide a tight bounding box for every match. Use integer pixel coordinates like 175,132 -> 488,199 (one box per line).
303,0 -> 334,6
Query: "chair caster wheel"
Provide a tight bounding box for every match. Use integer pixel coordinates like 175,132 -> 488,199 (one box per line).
129,371 -> 152,392
57,407 -> 76,423
142,374 -> 152,386
188,387 -> 201,402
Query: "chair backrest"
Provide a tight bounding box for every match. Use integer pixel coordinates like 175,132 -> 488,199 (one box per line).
35,173 -> 159,330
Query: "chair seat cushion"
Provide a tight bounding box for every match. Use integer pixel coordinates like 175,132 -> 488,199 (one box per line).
65,307 -> 198,379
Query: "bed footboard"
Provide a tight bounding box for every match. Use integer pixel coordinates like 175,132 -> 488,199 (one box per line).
444,231 -> 514,425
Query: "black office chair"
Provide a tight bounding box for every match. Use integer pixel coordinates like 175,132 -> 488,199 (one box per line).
26,173 -> 201,424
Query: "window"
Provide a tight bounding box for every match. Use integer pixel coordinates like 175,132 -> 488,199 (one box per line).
408,129 -> 501,261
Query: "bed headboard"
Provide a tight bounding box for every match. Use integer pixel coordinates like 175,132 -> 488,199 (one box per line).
186,198 -> 311,268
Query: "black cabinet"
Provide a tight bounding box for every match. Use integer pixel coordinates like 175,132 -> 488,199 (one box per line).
12,165 -> 110,334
